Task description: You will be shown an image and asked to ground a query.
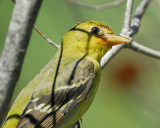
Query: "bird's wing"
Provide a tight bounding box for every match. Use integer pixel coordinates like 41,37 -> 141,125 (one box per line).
16,59 -> 96,128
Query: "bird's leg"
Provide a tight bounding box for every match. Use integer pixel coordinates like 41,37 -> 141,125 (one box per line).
76,120 -> 80,128
70,119 -> 82,128
76,118 -> 83,128
80,118 -> 82,123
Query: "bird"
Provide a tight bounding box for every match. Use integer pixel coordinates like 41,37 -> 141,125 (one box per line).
2,21 -> 131,128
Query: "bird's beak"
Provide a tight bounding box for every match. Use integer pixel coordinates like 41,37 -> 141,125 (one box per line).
101,34 -> 131,46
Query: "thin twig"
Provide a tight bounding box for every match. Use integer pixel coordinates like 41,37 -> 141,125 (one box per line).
101,0 -> 134,68
130,0 -> 152,36
101,0 -> 154,69
126,41 -> 160,59
67,0 -> 126,10
121,0 -> 134,36
101,43 -> 126,69
0,0 -> 42,123
11,0 -> 59,49
34,26 -> 60,49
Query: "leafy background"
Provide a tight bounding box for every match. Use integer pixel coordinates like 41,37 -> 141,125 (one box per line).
0,0 -> 160,127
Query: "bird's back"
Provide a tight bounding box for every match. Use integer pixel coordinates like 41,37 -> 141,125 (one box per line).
3,50 -> 100,128
2,51 -> 61,128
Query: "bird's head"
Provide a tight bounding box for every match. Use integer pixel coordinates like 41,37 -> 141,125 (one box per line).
62,21 -> 131,62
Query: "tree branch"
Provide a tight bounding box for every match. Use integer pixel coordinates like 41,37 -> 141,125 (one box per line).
101,44 -> 125,69
67,0 -> 126,10
130,0 -> 152,36
101,0 -> 134,68
100,0 -> 155,69
11,0 -> 59,49
34,26 -> 60,49
0,0 -> 42,123
127,41 -> 160,59
121,0 -> 134,36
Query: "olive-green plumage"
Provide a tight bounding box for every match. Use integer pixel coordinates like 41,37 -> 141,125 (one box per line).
3,21 -> 130,128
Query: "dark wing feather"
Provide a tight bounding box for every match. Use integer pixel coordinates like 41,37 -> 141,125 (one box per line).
16,59 -> 95,128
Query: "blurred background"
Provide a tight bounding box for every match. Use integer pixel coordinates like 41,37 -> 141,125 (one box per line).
0,0 -> 160,127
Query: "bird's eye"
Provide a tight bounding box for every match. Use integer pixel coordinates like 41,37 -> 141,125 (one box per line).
91,27 -> 100,34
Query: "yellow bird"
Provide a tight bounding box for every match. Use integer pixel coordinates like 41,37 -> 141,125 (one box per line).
3,21 -> 131,128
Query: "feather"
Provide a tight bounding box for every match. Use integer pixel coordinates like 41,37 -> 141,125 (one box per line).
16,59 -> 95,128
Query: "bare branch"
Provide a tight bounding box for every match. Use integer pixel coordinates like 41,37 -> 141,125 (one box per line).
101,0 -> 154,69
121,0 -> 134,36
34,26 -> 60,49
101,44 -> 125,69
101,0 -> 134,68
0,0 -> 42,123
67,0 -> 126,10
101,40 -> 160,69
11,0 -> 59,49
126,41 -> 160,59
130,0 -> 152,36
